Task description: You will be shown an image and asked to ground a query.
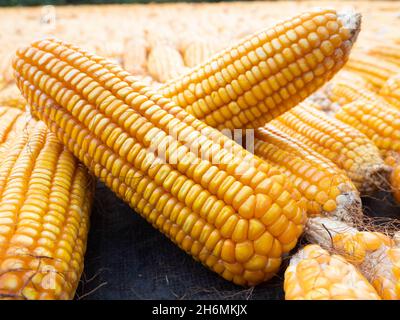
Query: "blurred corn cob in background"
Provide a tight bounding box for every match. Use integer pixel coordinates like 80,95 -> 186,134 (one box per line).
380,74 -> 400,110
284,244 -> 381,300
0,107 -> 94,300
0,84 -> 27,110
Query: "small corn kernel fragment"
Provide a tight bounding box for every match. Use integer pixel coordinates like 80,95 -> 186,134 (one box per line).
284,244 -> 380,300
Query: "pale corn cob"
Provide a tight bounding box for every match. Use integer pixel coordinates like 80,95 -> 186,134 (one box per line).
335,100 -> 400,159
284,244 -> 381,300
0,116 -> 94,300
147,44 -> 189,83
122,37 -> 148,76
306,217 -> 400,300
161,9 -> 361,130
182,39 -> 222,68
0,84 -> 27,110
14,38 -> 306,286
268,102 -> 389,193
255,124 -> 361,221
368,44 -> 400,67
344,53 -> 400,91
0,107 -> 33,144
380,74 -> 400,110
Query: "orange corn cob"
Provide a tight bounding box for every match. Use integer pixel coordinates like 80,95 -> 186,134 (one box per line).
160,9 -> 361,130
147,44 -> 189,83
254,124 -> 361,221
14,38 -> 306,286
344,53 -> 400,91
267,102 -> 389,193
335,99 -> 400,158
0,84 -> 27,111
380,74 -> 400,110
284,244 -> 381,300
0,112 -> 94,300
306,217 -> 400,300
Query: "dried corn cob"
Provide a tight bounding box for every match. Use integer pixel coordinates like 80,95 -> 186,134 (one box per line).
284,244 -> 381,300
335,100 -> 400,158
161,9 -> 361,130
182,39 -> 222,68
0,117 -> 94,300
344,53 -> 400,91
255,124 -> 361,221
306,217 -> 400,300
368,44 -> 400,67
0,84 -> 27,111
14,38 -> 306,286
268,102 -> 389,194
147,44 -> 189,83
380,74 -> 400,110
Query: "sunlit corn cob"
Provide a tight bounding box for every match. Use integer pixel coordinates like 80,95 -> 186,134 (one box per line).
254,124 -> 361,221
14,38 -> 306,286
147,44 -> 189,83
160,9 -> 361,130
380,74 -> 400,110
368,44 -> 400,67
335,100 -> 400,159
182,39 -> 222,68
344,53 -> 400,91
0,84 -> 27,111
267,102 -> 389,194
284,244 -> 381,300
122,37 -> 148,76
306,217 -> 400,300
0,115 -> 94,300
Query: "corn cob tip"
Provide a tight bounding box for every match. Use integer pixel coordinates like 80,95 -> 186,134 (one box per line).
337,10 -> 362,43
360,163 -> 392,194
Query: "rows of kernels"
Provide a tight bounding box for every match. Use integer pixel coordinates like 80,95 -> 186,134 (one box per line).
380,74 -> 400,110
161,8 -> 357,130
0,107 -> 24,144
272,103 -> 386,192
335,100 -> 400,157
182,39 -> 223,68
0,121 -> 93,299
344,54 -> 400,90
14,39 -> 305,286
0,84 -> 27,110
284,244 -> 381,300
147,45 -> 189,83
368,44 -> 400,67
254,124 -> 358,216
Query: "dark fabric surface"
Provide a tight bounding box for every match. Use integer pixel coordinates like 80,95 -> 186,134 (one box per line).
75,182 -> 399,300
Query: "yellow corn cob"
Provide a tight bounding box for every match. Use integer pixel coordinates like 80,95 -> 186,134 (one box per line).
254,124 -> 361,221
380,74 -> 400,110
268,102 -> 389,194
14,38 -> 306,286
306,217 -> 400,300
368,44 -> 400,67
147,44 -> 189,83
160,9 -> 361,130
284,244 -> 381,300
0,115 -> 94,300
182,39 -> 222,68
335,100 -> 400,158
344,53 -> 400,91
0,84 -> 27,111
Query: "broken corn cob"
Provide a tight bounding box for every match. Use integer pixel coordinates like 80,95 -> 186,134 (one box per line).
380,74 -> 400,110
14,38 -> 306,286
254,124 -> 361,221
161,9 -> 361,130
267,102 -> 389,194
335,100 -> 400,158
284,244 -> 381,300
0,112 -> 94,300
306,217 -> 400,300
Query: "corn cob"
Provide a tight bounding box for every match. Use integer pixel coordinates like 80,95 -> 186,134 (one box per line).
254,124 -> 361,221
335,100 -> 400,159
284,244 -> 381,300
0,107 -> 33,144
160,9 -> 361,130
306,217 -> 400,300
0,84 -> 27,111
14,38 -> 306,286
344,53 -> 400,91
368,44 -> 400,67
380,74 -> 400,110
0,116 -> 94,300
182,39 -> 222,68
147,44 -> 189,83
122,37 -> 148,76
267,102 -> 389,194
